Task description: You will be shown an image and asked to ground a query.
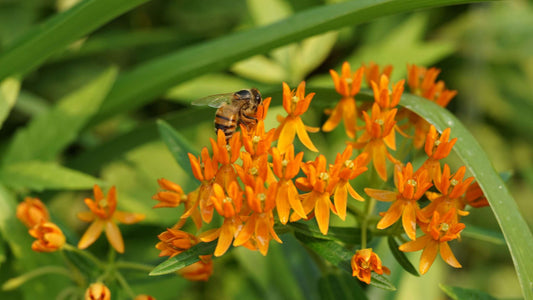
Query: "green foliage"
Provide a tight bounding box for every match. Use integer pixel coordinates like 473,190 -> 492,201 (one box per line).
439,284 -> 498,300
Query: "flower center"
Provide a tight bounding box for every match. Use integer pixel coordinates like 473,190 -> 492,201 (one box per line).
345,77 -> 353,85
375,119 -> 384,126
225,144 -> 231,152
440,222 -> 450,232
407,179 -> 417,187
281,159 -> 289,167
257,193 -> 266,202
200,162 -> 205,168
252,135 -> 261,144
249,167 -> 258,176
344,160 -> 354,168
450,179 -> 459,186
434,140 -> 441,146
291,96 -> 299,103
360,260 -> 370,269
223,197 -> 232,204
319,172 -> 329,181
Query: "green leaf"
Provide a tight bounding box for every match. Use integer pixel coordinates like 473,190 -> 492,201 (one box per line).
165,73 -> 254,102
387,236 -> 419,276
94,0 -> 491,122
318,272 -> 368,300
294,232 -> 395,291
289,222 -> 365,245
156,119 -> 199,180
396,92 -> 533,300
439,284 -> 497,300
149,240 -> 217,276
0,0 -> 149,81
0,77 -> 20,130
2,67 -> 118,165
0,161 -> 101,191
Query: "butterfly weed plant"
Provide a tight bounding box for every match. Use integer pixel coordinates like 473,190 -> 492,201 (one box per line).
1,0 -> 532,299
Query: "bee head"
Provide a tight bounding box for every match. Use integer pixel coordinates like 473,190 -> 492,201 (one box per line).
235,89 -> 262,105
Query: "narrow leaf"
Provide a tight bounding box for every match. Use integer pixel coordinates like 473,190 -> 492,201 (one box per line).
0,77 -> 20,130
439,284 -> 497,300
318,272 -> 368,300
2,67 -> 118,165
0,161 -> 101,191
289,222 -> 365,245
387,236 -> 419,276
94,0 -> 491,122
0,0 -> 149,81
149,240 -> 217,276
156,119 -> 198,179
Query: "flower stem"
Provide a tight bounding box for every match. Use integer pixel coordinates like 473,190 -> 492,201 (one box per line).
2,266 -> 71,290
63,244 -> 104,269
115,261 -> 154,273
114,270 -> 135,298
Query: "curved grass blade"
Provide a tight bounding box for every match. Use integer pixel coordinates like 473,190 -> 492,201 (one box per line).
0,78 -> 20,130
395,92 -> 533,300
387,236 -> 419,276
156,119 -> 198,179
318,272 -> 368,300
94,0 -> 491,122
0,0 -> 149,81
439,284 -> 497,300
149,240 -> 217,276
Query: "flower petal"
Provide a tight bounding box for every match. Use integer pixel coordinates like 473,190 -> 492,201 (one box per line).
439,241 -> 462,268
78,219 -> 104,250
419,240 -> 438,275
295,118 -> 318,152
114,211 -> 145,224
105,221 -> 124,253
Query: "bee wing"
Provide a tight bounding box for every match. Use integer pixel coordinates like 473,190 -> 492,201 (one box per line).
191,93 -> 233,108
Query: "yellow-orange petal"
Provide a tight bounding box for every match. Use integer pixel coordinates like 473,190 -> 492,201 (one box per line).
347,184 -> 365,202
322,104 -> 343,133
376,201 -> 403,230
105,221 -> 124,253
419,240 -> 438,275
214,221 -> 234,257
315,193 -> 331,235
399,235 -> 431,252
78,219 -> 105,250
440,241 -> 462,268
277,118 -> 297,153
364,188 -> 396,202
233,216 -> 255,247
77,211 -> 95,222
334,183 -> 348,221
295,118 -> 318,152
402,203 -> 417,240
198,228 -> 220,243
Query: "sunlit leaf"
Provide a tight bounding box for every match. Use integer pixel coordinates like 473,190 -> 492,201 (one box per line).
156,120 -> 198,180
0,161 -> 101,191
289,222 -> 365,245
387,236 -> 419,276
0,77 -> 20,130
2,67 -> 117,164
149,241 -> 217,276
439,284 -> 497,300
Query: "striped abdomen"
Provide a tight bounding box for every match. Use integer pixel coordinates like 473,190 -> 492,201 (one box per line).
214,104 -> 239,140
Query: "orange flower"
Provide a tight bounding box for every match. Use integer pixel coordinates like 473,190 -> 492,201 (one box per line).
29,222 -> 65,252
255,97 -> 271,122
235,151 -> 269,187
351,248 -> 390,284
329,145 -> 368,220
363,62 -> 393,87
199,182 -> 243,256
322,62 -> 364,138
178,255 -> 214,281
371,74 -> 404,110
211,130 -> 241,190
241,120 -> 275,159
399,208 -> 464,274
293,155 -> 338,234
77,185 -> 145,253
16,197 -> 49,228
352,103 -> 399,181
234,179 -> 282,255
422,165 -> 474,220
152,178 -> 187,208
85,282 -> 111,300
188,147 -> 218,223
275,82 -> 319,153
156,227 -> 199,258
365,163 -> 432,240
271,145 -> 306,224
419,125 -> 457,181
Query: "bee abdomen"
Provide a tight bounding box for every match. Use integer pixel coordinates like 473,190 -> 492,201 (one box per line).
214,122 -> 236,139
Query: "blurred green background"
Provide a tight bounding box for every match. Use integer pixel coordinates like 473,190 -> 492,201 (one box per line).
0,0 -> 532,299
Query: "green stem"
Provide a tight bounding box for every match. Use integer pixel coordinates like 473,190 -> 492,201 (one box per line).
2,266 -> 72,291
114,270 -> 136,298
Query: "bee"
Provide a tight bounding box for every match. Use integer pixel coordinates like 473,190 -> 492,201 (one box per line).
192,88 -> 262,140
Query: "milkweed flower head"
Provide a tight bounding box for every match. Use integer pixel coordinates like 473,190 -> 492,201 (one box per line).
77,185 -> 145,253
364,62 -> 393,88
29,222 -> 66,252
16,197 -> 50,228
351,248 -> 390,284
419,125 -> 457,181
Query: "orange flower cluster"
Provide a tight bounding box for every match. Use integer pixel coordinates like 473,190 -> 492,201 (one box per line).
351,248 -> 390,284
16,197 -> 65,252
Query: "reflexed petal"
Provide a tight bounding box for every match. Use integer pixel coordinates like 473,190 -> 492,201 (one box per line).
377,201 -> 403,229
234,216 -> 255,247
315,193 -> 330,235
276,183 -> 291,224
77,211 -> 95,222
347,184 -> 365,201
287,181 -> 306,219
440,241 -> 462,268
402,203 -> 417,240
399,235 -> 431,252
277,118 -> 297,153
372,141 -> 388,181
322,103 -> 343,132
105,221 -> 124,253
214,222 -> 234,257
198,228 -> 220,242
334,183 -> 348,220
295,119 -> 318,152
419,240 -> 438,274
78,219 -> 105,250
365,188 -> 396,202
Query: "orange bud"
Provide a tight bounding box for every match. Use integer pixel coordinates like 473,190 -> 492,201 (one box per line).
85,282 -> 111,300
16,197 -> 49,228
178,255 -> 214,281
134,295 -> 156,300
29,222 -> 65,252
